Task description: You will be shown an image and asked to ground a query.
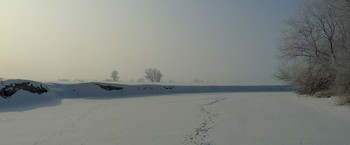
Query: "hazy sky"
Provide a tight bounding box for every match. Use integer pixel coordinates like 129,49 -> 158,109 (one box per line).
0,0 -> 300,84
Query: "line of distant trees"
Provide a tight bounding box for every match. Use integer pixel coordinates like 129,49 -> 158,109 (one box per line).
109,68 -> 163,83
276,0 -> 350,103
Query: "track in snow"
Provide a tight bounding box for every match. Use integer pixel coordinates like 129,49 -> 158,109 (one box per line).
183,97 -> 226,145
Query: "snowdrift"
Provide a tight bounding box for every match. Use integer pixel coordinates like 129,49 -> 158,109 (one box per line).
0,79 -> 294,111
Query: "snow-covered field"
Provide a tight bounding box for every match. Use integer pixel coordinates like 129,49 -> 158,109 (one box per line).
0,80 -> 349,145
1,92 -> 350,145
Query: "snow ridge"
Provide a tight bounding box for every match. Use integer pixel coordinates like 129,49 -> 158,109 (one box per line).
0,79 -> 294,111
1,79 -> 294,99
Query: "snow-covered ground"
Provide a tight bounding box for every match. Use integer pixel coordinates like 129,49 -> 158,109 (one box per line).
0,80 -> 349,145
1,92 -> 350,145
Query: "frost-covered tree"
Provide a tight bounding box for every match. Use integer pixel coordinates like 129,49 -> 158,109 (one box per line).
110,70 -> 119,82
276,0 -> 350,97
144,68 -> 163,82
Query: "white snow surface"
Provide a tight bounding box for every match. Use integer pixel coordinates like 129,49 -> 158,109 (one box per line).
1,80 -> 350,145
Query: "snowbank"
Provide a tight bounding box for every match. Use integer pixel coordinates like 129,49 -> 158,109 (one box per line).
0,79 -> 294,111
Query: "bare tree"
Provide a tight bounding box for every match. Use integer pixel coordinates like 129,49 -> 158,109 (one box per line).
144,68 -> 163,82
276,0 -> 350,97
110,70 -> 119,82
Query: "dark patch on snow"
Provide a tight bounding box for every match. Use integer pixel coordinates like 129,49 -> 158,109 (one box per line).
164,86 -> 175,90
95,83 -> 123,91
0,82 -> 48,99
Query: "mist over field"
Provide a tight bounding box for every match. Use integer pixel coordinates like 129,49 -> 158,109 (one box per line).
0,0 -> 299,85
